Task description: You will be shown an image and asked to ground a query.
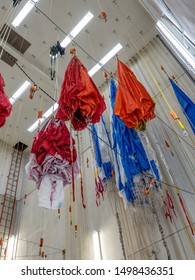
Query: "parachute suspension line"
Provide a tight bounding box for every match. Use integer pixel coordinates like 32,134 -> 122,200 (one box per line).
0,24 -> 12,59
0,6 -> 19,58
173,184 -> 195,237
172,78 -> 195,131
0,107 -> 13,177
146,40 -> 195,146
70,122 -> 75,203
0,3 -> 13,30
39,208 -> 44,258
161,66 -> 195,144
38,64 -> 47,132
53,51 -> 59,104
77,132 -> 86,209
97,0 -> 103,11
138,131 -> 176,224
149,126 -> 195,250
150,195 -> 172,260
11,100 -> 23,148
88,127 -> 104,207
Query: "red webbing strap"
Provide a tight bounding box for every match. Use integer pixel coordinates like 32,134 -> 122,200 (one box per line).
177,193 -> 194,235
72,164 -> 75,202
97,175 -> 104,200
166,190 -> 177,218
95,176 -> 100,206
162,197 -> 172,223
80,176 -> 86,208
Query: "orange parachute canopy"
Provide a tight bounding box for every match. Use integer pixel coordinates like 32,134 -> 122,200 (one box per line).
114,60 -> 155,129
56,56 -> 106,130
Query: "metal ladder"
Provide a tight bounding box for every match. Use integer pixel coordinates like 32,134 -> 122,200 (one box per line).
0,142 -> 27,259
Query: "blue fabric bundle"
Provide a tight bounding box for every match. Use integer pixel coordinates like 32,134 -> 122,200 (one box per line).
110,79 -> 151,201
92,116 -> 113,181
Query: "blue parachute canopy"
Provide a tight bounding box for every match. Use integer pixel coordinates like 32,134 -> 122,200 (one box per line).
169,78 -> 195,134
110,79 -> 151,202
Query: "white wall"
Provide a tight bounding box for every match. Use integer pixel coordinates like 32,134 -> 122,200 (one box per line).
0,140 -> 27,199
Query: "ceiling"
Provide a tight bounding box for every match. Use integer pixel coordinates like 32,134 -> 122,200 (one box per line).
0,0 -> 158,151
139,0 -> 195,44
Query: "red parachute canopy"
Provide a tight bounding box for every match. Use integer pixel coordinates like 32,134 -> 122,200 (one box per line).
31,118 -> 77,165
0,74 -> 12,127
55,56 -> 106,130
114,60 -> 155,130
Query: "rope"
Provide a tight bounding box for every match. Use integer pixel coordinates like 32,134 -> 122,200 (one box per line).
11,100 -> 23,147
160,67 -> 195,146
127,222 -> 195,259
0,24 -> 12,59
149,126 -> 195,250
97,0 -> 103,12
0,6 -> 19,58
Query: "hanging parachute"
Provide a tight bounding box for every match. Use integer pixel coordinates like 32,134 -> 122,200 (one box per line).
25,118 -> 80,209
114,60 -> 155,130
110,79 -> 152,203
169,78 -> 195,134
55,55 -> 106,130
0,74 -> 12,127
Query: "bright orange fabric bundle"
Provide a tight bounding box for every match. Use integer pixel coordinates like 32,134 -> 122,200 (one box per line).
114,60 -> 155,129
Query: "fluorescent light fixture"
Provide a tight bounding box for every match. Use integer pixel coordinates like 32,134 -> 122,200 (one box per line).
88,43 -> 123,77
28,102 -> 59,132
9,80 -> 31,104
12,0 -> 39,28
61,11 -> 94,48
157,21 -> 195,72
88,64 -> 102,77
93,230 -> 102,260
43,102 -> 59,118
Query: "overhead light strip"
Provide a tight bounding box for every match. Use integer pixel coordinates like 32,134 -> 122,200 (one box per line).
88,43 -> 123,77
12,0 -> 40,28
27,43 -> 122,132
61,11 -> 94,48
9,80 -> 31,104
156,20 -> 195,73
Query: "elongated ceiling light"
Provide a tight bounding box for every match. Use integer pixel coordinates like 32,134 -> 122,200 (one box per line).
28,43 -> 122,132
9,80 -> 31,104
61,11 -> 94,48
156,21 -> 195,73
12,0 -> 39,28
27,103 -> 59,132
88,43 -> 123,77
